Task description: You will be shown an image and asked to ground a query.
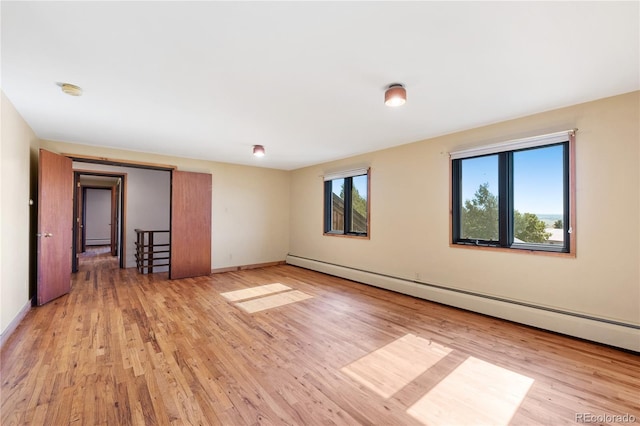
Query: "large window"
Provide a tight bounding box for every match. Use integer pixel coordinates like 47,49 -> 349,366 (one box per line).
324,169 -> 369,237
451,130 -> 575,254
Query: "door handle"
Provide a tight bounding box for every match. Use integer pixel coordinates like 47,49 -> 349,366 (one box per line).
37,232 -> 53,238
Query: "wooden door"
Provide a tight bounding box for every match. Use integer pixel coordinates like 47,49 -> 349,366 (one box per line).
37,149 -> 73,305
170,170 -> 211,279
110,184 -> 117,256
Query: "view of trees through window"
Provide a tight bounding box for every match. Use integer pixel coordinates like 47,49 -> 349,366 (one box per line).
326,173 -> 368,236
330,178 -> 345,232
345,175 -> 367,233
455,142 -> 568,251
461,183 -> 551,243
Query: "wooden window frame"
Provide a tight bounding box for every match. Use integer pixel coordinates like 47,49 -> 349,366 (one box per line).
323,169 -> 371,239
450,132 -> 576,257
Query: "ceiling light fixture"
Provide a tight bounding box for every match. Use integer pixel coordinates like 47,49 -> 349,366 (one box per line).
253,145 -> 265,157
384,83 -> 406,107
59,83 -> 83,96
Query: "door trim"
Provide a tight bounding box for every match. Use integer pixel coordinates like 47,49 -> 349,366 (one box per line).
111,185 -> 117,256
82,186 -> 112,249
72,170 -> 127,272
62,153 -> 176,171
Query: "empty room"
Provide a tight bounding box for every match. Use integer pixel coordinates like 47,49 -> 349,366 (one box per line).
1,2 -> 639,425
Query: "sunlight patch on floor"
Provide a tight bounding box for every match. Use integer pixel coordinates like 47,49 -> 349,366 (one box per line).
341,334 -> 452,398
220,283 -> 292,302
235,290 -> 313,313
407,356 -> 534,426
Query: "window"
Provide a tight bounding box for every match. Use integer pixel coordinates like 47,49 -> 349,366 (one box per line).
451,130 -> 575,254
324,168 -> 369,237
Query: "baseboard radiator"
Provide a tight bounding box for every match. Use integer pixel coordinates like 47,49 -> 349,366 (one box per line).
86,238 -> 110,246
286,255 -> 639,352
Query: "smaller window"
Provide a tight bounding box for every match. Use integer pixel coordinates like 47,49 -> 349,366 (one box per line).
324,169 -> 369,237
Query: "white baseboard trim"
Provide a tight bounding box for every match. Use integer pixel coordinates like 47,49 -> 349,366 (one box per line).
286,255 -> 639,352
0,299 -> 32,349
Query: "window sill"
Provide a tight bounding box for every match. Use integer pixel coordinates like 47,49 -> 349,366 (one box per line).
324,232 -> 370,240
450,242 -> 575,258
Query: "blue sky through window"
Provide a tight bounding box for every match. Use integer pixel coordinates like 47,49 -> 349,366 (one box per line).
513,145 -> 563,215
352,175 -> 367,200
331,175 -> 368,200
461,145 -> 564,215
331,178 -> 344,196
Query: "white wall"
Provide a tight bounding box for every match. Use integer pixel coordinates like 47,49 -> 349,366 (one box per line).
289,91 -> 639,350
0,92 -> 37,339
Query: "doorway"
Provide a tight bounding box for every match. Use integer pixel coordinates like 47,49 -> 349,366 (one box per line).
72,171 -> 126,273
38,151 -> 211,307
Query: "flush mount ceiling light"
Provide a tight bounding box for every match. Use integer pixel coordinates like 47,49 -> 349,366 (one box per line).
253,145 -> 265,157
58,82 -> 83,96
384,83 -> 406,107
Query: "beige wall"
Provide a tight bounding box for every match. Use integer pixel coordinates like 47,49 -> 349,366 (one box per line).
2,89 -> 637,347
39,139 -> 291,270
289,91 -> 640,327
1,92 -> 38,336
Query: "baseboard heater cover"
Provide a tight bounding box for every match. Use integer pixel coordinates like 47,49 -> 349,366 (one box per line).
86,239 -> 111,246
286,255 -> 639,352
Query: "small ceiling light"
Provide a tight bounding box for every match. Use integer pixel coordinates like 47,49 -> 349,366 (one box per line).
253,145 -> 265,157
59,83 -> 83,96
384,83 -> 406,107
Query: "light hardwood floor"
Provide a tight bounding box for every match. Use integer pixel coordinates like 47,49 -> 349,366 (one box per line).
1,253 -> 639,425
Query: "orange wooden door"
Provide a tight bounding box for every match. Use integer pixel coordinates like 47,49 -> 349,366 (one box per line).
37,149 -> 73,305
170,170 -> 212,279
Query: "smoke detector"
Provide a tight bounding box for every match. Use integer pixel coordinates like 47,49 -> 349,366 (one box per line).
58,82 -> 83,96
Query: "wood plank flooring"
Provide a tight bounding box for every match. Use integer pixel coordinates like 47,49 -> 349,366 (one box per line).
2,253 -> 639,425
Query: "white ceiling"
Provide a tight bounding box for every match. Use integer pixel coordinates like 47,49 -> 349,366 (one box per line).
2,2 -> 638,170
